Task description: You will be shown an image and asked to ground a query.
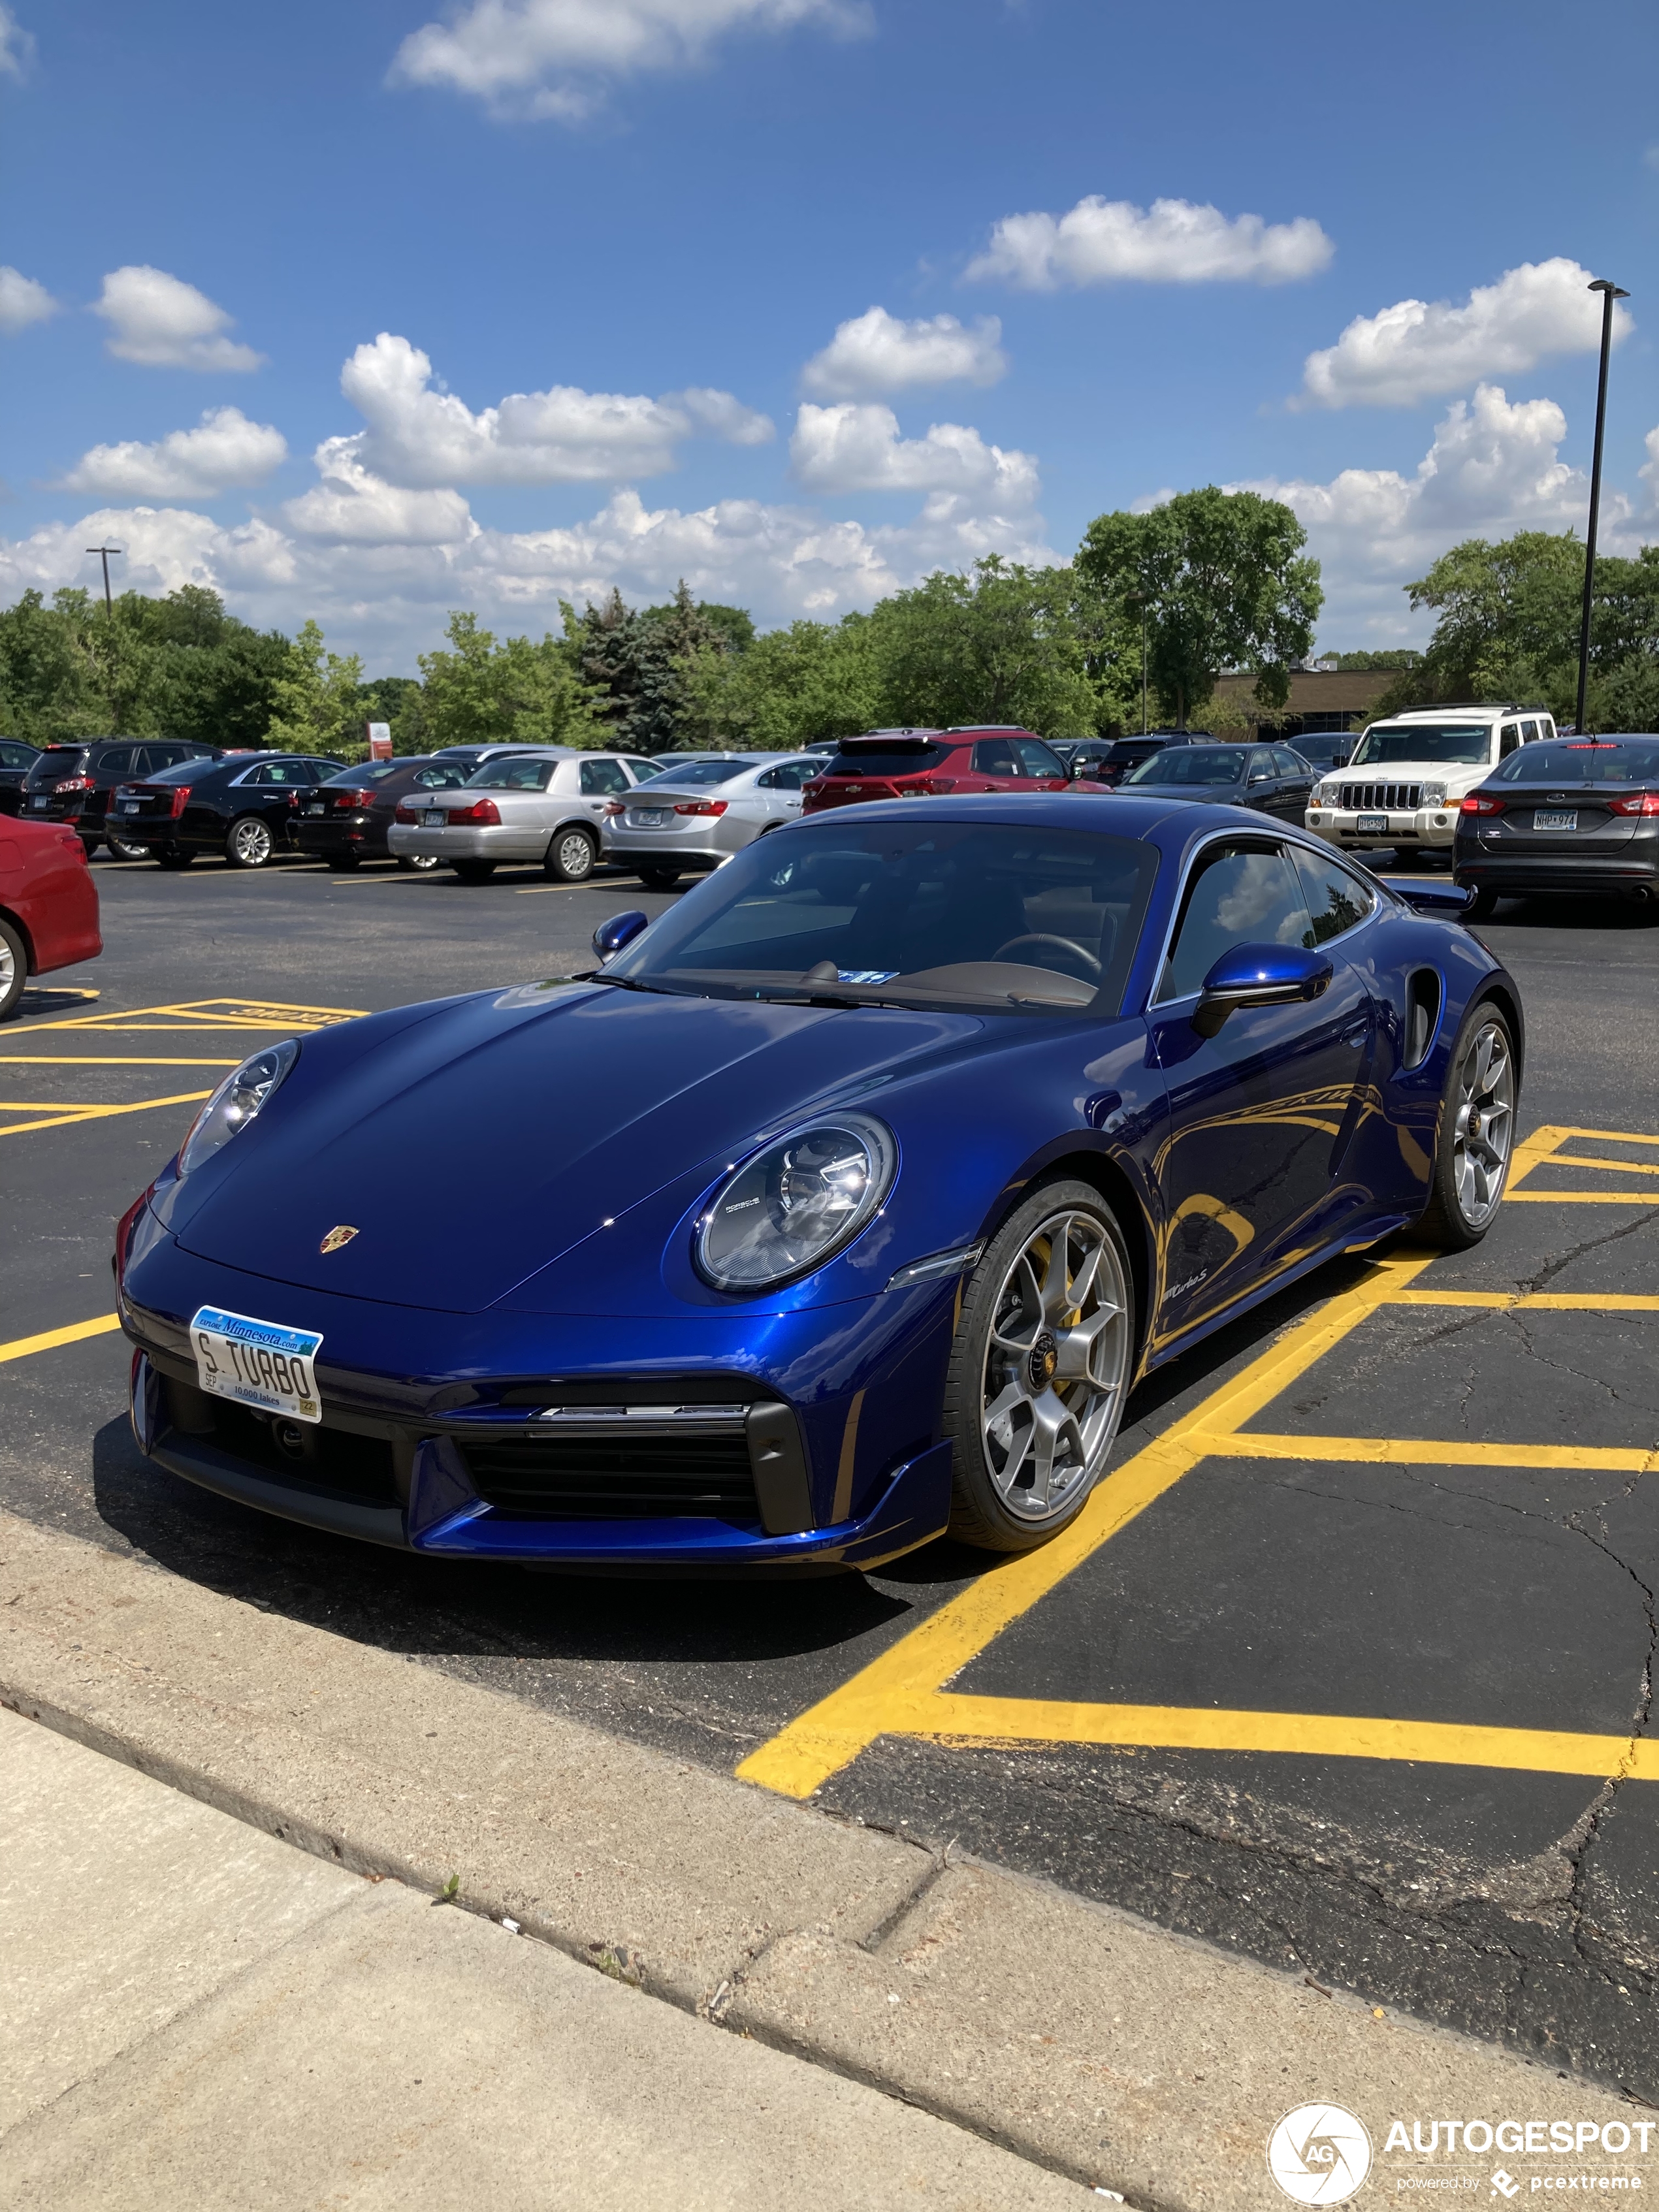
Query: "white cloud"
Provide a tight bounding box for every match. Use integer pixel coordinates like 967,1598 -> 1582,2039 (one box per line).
0,266 -> 57,334
1238,383 -> 1634,639
790,401 -> 1038,504
391,0 -> 871,120
967,195 -> 1333,290
282,438 -> 476,546
801,307 -> 1007,400
339,332 -> 773,487
93,266 -> 263,373
1298,259 -> 1633,409
59,408 -> 287,499
0,4 -> 34,79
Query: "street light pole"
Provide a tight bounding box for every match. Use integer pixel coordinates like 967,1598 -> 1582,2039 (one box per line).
1575,280 -> 1628,734
85,544 -> 123,616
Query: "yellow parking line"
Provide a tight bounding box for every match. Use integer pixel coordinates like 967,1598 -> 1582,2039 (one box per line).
0,1057 -> 240,1068
1204,1431 -> 1659,1475
0,1089 -> 210,1137
1530,1155 -> 1659,1178
1395,1290 -> 1659,1311
1506,1191 -> 1658,1204
737,1252 -> 1435,1801
1549,1127 -> 1659,1147
0,1313 -> 123,1362
912,1695 -> 1659,1784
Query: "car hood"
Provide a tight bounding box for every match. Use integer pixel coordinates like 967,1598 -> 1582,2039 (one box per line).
171,984 -> 981,1313
1338,760 -> 1489,782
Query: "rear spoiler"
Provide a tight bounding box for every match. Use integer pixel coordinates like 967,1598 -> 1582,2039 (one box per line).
1377,876 -> 1474,917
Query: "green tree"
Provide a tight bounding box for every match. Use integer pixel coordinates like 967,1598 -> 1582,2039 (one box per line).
1077,487 -> 1322,728
265,618 -> 365,756
867,556 -> 1107,735
686,615 -> 882,748
572,581 -> 747,752
417,610 -> 603,749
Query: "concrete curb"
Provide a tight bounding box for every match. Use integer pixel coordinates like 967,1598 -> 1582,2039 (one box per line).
0,1510 -> 1642,2207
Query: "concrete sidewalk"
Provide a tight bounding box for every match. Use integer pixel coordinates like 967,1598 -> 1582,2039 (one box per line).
3,1509 -> 1651,2209
0,1708 -> 1086,2209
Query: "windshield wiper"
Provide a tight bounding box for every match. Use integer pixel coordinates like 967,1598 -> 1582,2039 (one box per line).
587,974 -> 685,996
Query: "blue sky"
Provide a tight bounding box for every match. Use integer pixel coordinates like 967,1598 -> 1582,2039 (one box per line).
2,0 -> 1656,672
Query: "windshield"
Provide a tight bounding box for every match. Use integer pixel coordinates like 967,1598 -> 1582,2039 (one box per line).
603,819 -> 1157,1014
1494,739 -> 1659,784
822,745 -> 948,778
1124,747 -> 1246,786
643,758 -> 750,788
1349,723 -> 1490,766
466,758 -> 557,791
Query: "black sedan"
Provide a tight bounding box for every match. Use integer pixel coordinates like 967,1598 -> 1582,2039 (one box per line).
288,756 -> 474,871
1120,741 -> 1316,821
1454,734 -> 1659,919
0,737 -> 40,817
111,752 -> 344,869
1061,732 -> 1210,786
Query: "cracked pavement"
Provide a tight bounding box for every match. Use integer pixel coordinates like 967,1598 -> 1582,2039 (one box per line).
5,863 -> 1659,2098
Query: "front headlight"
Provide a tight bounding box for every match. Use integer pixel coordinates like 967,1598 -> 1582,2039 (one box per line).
178,1039 -> 299,1175
1419,782 -> 1447,807
695,1112 -> 896,1292
1315,782 -> 1336,805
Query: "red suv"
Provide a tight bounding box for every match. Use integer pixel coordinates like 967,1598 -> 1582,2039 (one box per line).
801,727 -> 1088,813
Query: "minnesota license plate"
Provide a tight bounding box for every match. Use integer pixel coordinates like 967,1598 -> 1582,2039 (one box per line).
1533,810 -> 1577,831
633,809 -> 670,827
1356,814 -> 1388,834
303,804 -> 324,816
30,795 -> 50,809
189,1306 -> 323,1425
421,809 -> 445,827
120,801 -> 140,814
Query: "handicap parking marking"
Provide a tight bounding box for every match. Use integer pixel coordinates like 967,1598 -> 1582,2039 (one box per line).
739,1174 -> 1659,1806
1506,1124 -> 1659,1204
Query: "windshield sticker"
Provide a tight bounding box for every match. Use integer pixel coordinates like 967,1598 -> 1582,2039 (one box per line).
837,970 -> 900,984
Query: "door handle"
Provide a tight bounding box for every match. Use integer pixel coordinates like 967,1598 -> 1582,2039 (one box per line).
1340,1016 -> 1370,1046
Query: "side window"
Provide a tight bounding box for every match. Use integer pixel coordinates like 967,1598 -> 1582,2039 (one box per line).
1158,842 -> 1313,1002
973,739 -> 1022,777
1519,720 -> 1538,743
1247,748 -> 1276,783
1499,724 -> 1521,758
1015,738 -> 1067,778
97,748 -> 134,776
0,743 -> 31,767
1537,718 -> 1555,743
756,766 -> 785,789
623,758 -> 658,783
1289,844 -> 1375,946
1272,748 -> 1306,777
579,758 -> 630,797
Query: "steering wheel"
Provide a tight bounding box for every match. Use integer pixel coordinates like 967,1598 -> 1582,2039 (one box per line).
993,933 -> 1102,979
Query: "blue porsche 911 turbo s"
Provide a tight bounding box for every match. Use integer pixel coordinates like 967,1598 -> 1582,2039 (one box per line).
116,793 -> 1522,1571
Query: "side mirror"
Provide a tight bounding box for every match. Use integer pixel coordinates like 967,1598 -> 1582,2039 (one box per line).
592,909 -> 649,961
1193,942 -> 1332,1038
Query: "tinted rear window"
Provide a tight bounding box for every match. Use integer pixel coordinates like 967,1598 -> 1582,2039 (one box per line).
823,745 -> 948,777
321,761 -> 403,786
648,758 -> 752,788
1494,740 -> 1659,784
25,747 -> 89,784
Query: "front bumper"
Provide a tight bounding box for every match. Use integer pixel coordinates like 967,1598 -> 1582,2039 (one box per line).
120,1228 -> 959,1571
1306,805 -> 1459,850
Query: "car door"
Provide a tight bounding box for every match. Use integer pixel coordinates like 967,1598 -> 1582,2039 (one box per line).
752,759 -> 814,822
1147,832 -> 1375,1347
971,738 -> 1026,792
1241,746 -> 1283,815
1272,746 -> 1317,820
579,756 -> 630,830
1015,737 -> 1072,791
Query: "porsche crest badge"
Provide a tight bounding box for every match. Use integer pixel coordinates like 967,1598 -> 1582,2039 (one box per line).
319,1225 -> 359,1255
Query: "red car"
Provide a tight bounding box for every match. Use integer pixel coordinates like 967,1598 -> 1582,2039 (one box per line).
0,815 -> 103,1019
801,726 -> 1095,812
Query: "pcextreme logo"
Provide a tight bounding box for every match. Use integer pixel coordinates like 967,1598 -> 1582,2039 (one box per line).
1269,2105 -> 1374,2204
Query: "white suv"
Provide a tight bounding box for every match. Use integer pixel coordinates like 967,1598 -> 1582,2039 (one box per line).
1306,705 -> 1556,862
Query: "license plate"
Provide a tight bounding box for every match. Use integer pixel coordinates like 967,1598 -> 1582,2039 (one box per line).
632,809 -> 670,827
421,809 -> 445,827
30,795 -> 50,809
303,805 -> 324,816
1533,810 -> 1577,831
1355,814 -> 1387,834
120,801 -> 140,814
190,1305 -> 323,1425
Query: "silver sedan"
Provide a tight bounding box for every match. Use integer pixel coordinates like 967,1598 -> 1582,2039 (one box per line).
387,750 -> 650,882
600,755 -> 821,888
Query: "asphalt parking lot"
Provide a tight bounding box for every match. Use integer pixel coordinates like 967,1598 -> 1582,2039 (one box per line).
7,844 -> 1659,2096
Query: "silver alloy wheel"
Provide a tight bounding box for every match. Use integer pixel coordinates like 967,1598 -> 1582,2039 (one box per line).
105,831 -> 150,862
1452,1018 -> 1514,1228
555,829 -> 595,879
230,816 -> 273,867
0,933 -> 14,1001
408,852 -> 441,871
979,1207 -> 1131,1522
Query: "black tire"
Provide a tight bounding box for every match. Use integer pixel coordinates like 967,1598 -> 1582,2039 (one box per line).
397,854 -> 442,873
1415,1001 -> 1518,1251
155,846 -> 197,870
0,914 -> 27,1021
325,853 -> 361,873
105,831 -> 150,863
453,859 -> 497,884
545,825 -> 598,883
81,840 -> 101,863
637,867 -> 679,891
941,1179 -> 1136,1553
225,814 -> 275,869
